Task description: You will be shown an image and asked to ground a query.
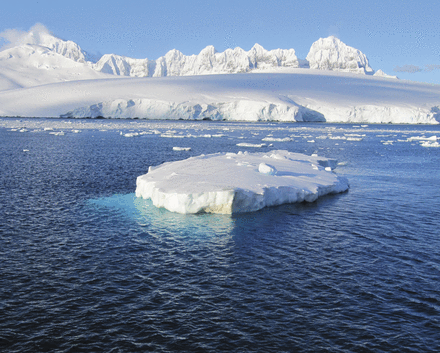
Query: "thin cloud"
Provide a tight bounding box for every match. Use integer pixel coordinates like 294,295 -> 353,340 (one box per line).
393,65 -> 422,73
393,64 -> 440,74
425,64 -> 440,72
0,23 -> 51,50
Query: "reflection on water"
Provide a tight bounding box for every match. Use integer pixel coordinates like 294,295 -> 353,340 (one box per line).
88,193 -> 236,240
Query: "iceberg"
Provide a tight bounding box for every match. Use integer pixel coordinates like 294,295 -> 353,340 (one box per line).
135,150 -> 349,214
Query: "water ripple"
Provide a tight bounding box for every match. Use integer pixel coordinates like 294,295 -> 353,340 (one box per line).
1,122 -> 440,352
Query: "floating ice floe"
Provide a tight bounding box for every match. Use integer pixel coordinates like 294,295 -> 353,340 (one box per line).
420,141 -> 440,148
121,131 -> 149,137
328,135 -> 347,140
407,135 -> 437,142
262,137 -> 293,142
135,150 -> 349,214
236,143 -> 267,148
173,147 -> 191,151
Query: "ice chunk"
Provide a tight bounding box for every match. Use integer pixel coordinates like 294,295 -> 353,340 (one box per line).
258,163 -> 277,175
407,135 -> 437,142
420,141 -> 440,148
262,137 -> 293,142
173,147 -> 191,151
237,143 -> 266,148
135,150 -> 349,214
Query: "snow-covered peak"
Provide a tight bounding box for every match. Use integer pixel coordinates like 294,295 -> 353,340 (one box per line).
35,31 -> 89,63
1,24 -> 90,63
0,43 -> 88,70
250,43 -> 265,54
0,43 -> 110,90
1,24 -> 90,64
93,53 -> 151,77
164,49 -> 185,61
93,43 -> 299,77
306,36 -> 374,74
373,69 -> 398,79
199,45 -> 217,56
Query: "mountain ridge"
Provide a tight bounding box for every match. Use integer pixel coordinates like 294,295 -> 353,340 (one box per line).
0,26 -> 397,83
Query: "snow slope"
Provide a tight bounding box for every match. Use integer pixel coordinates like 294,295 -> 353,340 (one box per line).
135,150 -> 349,214
0,70 -> 438,124
30,29 -> 90,63
0,44 -> 112,90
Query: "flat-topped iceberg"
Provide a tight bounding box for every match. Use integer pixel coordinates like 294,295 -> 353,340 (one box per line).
135,150 -> 349,214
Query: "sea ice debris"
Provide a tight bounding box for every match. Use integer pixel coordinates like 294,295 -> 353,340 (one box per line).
173,147 -> 191,151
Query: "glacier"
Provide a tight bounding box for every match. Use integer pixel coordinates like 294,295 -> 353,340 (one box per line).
0,71 -> 438,124
135,150 -> 349,214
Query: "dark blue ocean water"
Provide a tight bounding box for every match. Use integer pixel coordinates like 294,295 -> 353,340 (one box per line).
1,119 -> 440,352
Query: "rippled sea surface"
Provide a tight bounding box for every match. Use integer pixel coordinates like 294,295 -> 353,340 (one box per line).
1,118 -> 440,352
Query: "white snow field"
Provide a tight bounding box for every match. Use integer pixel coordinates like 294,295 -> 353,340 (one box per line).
0,43 -> 111,90
135,150 -> 349,214
0,70 -> 439,124
0,26 -> 439,123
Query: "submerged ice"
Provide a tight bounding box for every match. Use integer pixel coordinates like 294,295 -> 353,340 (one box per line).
135,150 -> 349,214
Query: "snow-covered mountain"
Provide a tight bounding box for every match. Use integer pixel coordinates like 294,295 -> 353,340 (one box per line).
373,69 -> 398,79
0,43 -> 112,90
30,29 -> 90,63
92,38 -> 381,77
4,26 -> 436,124
93,44 -> 299,77
306,36 -> 374,74
1,27 -> 395,82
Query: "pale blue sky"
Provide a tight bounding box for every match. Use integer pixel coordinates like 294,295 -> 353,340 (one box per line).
1,0 -> 439,83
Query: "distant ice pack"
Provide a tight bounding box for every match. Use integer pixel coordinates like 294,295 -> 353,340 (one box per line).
135,150 -> 349,214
